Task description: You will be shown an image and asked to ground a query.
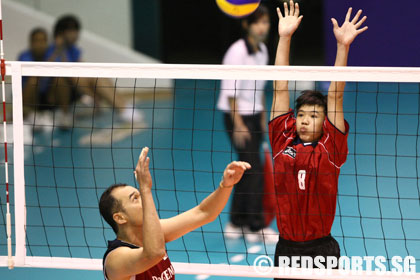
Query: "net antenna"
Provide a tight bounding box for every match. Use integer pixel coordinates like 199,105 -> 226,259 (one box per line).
0,0 -> 13,270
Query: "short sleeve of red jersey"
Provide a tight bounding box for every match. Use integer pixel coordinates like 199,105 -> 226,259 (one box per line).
319,118 -> 350,169
269,110 -> 296,157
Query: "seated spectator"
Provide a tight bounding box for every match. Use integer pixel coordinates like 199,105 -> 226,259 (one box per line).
47,15 -> 144,128
18,28 -> 59,131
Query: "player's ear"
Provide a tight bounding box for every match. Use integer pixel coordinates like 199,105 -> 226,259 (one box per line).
113,212 -> 127,226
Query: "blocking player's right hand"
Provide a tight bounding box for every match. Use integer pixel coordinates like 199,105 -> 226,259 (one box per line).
277,0 -> 303,38
135,147 -> 153,190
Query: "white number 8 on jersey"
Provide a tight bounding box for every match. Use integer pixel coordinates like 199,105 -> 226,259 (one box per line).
298,170 -> 306,190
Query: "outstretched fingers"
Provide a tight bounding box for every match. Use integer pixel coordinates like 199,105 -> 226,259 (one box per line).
355,15 -> 367,29
345,7 -> 352,22
331,18 -> 339,29
139,147 -> 149,165
289,0 -> 295,16
294,2 -> 300,17
137,147 -> 151,175
144,157 -> 150,170
277,7 -> 283,19
351,9 -> 362,24
357,25 -> 368,35
135,147 -> 147,180
284,1 -> 289,16
278,1 -> 301,22
297,15 -> 303,23
139,148 -> 144,161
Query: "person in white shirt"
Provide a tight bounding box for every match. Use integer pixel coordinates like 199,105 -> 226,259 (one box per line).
217,5 -> 277,244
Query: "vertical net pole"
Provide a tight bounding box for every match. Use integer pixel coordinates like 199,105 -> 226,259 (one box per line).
11,62 -> 26,267
0,0 -> 13,269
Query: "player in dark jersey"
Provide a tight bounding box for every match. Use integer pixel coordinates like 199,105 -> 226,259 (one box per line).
99,147 -> 250,280
269,0 -> 368,270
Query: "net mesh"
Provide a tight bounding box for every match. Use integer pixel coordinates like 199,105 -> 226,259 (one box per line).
23,76 -> 243,262
1,62 -> 420,277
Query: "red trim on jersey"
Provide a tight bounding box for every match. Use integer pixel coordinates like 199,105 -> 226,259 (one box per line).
269,110 -> 349,242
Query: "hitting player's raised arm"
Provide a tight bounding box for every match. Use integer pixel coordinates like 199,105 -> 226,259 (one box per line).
160,161 -> 251,243
105,147 -> 165,280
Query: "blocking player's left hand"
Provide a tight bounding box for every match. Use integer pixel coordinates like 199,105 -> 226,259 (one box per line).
221,161 -> 251,188
277,0 -> 303,38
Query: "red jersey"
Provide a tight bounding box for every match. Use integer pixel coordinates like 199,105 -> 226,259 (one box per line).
269,110 -> 349,242
103,239 -> 175,280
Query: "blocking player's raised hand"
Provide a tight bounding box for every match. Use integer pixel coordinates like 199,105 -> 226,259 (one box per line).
134,147 -> 153,191
277,0 -> 303,38
220,161 -> 251,188
331,7 -> 368,47
272,0 -> 302,120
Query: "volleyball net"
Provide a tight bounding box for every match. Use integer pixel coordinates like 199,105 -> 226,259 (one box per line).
1,62 -> 420,278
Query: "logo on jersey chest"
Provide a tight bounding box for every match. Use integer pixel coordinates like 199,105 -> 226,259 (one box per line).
283,146 -> 296,159
151,264 -> 175,280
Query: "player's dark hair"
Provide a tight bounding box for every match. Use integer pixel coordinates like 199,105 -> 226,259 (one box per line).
30,27 -> 47,42
296,90 -> 327,114
243,4 -> 269,25
53,15 -> 81,38
99,183 -> 127,234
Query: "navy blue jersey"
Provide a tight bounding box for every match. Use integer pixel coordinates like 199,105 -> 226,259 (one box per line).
103,239 -> 174,280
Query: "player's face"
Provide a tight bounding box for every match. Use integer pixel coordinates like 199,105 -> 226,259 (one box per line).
248,14 -> 270,43
296,105 -> 325,142
31,32 -> 48,59
112,186 -> 143,227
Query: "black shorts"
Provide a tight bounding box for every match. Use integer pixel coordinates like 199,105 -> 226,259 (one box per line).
274,234 -> 340,279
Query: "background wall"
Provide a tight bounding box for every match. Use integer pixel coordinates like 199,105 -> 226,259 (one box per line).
9,0 -> 420,66
132,1 -> 162,60
3,0 -> 171,96
13,0 -> 133,48
155,0 -> 324,65
323,0 -> 420,67
3,0 -> 160,64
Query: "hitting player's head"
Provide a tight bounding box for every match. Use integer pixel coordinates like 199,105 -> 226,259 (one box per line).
295,90 -> 327,142
99,183 -> 144,235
